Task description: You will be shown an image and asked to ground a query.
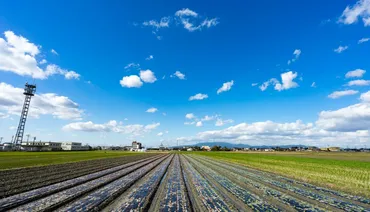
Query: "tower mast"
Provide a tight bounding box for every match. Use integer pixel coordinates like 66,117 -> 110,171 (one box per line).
13,83 -> 36,149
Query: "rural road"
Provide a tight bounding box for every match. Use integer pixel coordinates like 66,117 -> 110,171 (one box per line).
0,153 -> 369,211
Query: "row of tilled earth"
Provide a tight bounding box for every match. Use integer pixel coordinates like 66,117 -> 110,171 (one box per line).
0,153 -> 158,197
0,153 -> 369,211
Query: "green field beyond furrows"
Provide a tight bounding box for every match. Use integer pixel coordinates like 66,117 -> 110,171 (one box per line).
188,152 -> 370,198
0,151 -> 149,170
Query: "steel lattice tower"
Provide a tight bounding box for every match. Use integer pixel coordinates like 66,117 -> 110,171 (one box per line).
13,83 -> 36,149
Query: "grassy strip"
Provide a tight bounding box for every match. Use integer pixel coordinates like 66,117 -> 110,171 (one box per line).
0,151 -> 152,170
185,152 -> 370,198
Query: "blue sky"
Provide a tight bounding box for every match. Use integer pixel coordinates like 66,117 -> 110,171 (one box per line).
1,0 -> 370,147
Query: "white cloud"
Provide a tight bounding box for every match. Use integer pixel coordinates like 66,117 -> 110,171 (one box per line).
334,45 -> 348,53
287,49 -> 301,64
143,17 -> 170,30
311,82 -> 317,88
119,75 -> 143,88
39,59 -> 47,65
358,37 -> 370,43
347,79 -> 370,86
338,0 -> 370,26
360,91 -> 370,102
0,82 -> 83,120
157,132 -> 164,136
0,31 -> 80,79
0,112 -> 9,119
171,71 -> 186,80
316,103 -> 370,132
145,122 -> 160,130
175,8 -> 198,17
45,64 -> 80,80
139,69 -> 157,83
345,69 -> 366,78
189,93 -> 208,101
201,115 -> 217,121
146,107 -> 158,113
51,49 -> 58,55
260,71 -> 298,91
251,83 -> 258,87
63,120 -> 160,136
175,8 -> 219,32
162,112 -> 166,116
179,94 -> 370,146
184,121 -> 196,125
196,121 -> 203,127
215,118 -> 234,126
185,113 -> 196,119
124,63 -> 140,70
328,90 -> 359,99
146,55 -> 154,60
217,80 -> 234,94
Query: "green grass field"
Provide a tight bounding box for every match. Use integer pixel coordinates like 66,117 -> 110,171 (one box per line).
0,151 -> 151,170
188,151 -> 370,198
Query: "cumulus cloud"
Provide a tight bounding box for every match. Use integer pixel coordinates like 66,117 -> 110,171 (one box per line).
119,75 -> 143,88
39,59 -> 47,65
189,93 -> 208,101
360,91 -> 370,102
63,120 -> 160,136
179,93 -> 370,146
311,82 -> 317,88
157,132 -> 164,136
139,69 -> 157,83
146,107 -> 158,113
347,79 -> 370,86
345,69 -> 366,78
46,64 -> 80,80
328,90 -> 359,99
171,71 -> 186,80
0,31 -> 80,80
316,103 -> 370,132
358,37 -> 370,43
185,113 -> 196,119
260,71 -> 298,92
217,80 -> 234,94
196,121 -> 203,127
334,45 -> 348,53
0,82 -> 83,120
338,0 -> 370,26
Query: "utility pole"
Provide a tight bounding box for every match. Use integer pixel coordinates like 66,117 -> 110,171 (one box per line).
0,137 -> 3,143
26,134 -> 30,142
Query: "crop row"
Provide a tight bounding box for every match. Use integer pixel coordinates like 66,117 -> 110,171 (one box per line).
189,154 -> 370,212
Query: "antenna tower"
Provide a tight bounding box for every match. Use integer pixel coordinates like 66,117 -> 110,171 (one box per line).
13,83 -> 36,149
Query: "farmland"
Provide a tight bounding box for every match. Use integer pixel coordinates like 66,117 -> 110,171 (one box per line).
0,153 -> 369,211
188,151 -> 370,198
0,151 -> 150,170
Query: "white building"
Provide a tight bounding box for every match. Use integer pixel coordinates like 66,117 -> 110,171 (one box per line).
61,142 -> 89,151
21,142 -> 62,151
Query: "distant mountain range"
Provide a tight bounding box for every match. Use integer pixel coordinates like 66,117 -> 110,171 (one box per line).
173,142 -> 308,148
